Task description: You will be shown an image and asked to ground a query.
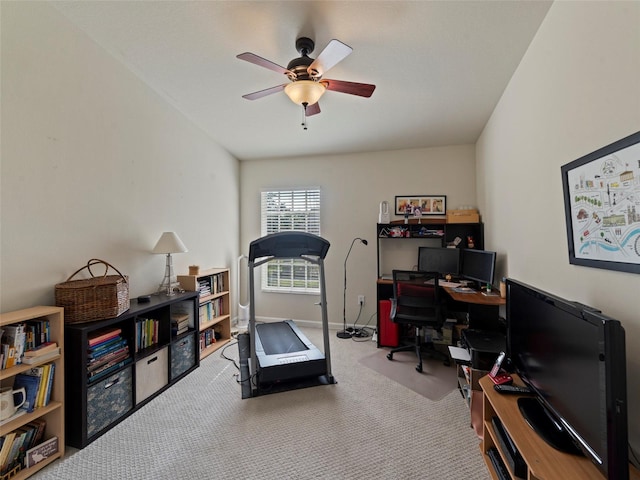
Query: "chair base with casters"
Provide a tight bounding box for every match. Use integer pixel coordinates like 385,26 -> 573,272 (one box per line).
386,325 -> 450,373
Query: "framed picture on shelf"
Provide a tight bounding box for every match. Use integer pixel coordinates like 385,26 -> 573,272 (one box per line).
395,195 -> 446,216
561,130 -> 640,274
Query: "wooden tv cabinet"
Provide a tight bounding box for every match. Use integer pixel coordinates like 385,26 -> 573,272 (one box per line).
480,374 -> 605,480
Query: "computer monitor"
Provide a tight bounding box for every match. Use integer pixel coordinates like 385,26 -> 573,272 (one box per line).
461,248 -> 496,287
417,247 -> 460,276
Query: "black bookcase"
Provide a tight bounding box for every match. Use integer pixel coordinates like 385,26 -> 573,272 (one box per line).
64,291 -> 199,448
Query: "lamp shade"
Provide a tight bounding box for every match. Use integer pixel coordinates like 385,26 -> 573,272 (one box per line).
284,80 -> 327,106
152,232 -> 188,254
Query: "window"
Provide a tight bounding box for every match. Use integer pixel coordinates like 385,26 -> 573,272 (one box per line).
261,188 -> 321,293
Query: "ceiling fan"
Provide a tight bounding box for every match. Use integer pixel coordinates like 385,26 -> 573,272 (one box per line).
237,37 -> 376,127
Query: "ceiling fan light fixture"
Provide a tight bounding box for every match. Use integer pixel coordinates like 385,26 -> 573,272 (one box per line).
284,80 -> 326,106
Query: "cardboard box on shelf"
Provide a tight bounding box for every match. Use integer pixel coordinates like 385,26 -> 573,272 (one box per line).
446,209 -> 480,224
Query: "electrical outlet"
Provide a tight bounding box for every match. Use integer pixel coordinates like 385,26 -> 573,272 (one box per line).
358,295 -> 365,306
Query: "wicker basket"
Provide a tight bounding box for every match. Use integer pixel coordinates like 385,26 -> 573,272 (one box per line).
55,259 -> 130,324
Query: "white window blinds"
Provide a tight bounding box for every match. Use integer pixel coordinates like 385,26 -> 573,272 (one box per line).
260,188 -> 321,293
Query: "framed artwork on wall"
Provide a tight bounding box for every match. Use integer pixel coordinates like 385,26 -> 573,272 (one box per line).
394,195 -> 446,216
561,130 -> 640,274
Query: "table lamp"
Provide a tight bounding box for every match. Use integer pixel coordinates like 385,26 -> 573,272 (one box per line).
152,231 -> 188,295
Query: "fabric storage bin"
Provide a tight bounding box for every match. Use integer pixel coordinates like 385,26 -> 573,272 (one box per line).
87,367 -> 133,438
171,333 -> 196,380
135,346 -> 168,404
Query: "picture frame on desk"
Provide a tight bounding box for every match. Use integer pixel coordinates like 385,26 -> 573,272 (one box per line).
394,195 -> 446,216
561,130 -> 640,274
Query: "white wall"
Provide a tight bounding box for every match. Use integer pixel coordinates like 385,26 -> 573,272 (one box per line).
1,3 -> 240,312
477,1 -> 640,453
240,145 -> 476,329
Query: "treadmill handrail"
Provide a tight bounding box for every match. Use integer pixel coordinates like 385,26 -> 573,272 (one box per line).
248,232 -> 330,261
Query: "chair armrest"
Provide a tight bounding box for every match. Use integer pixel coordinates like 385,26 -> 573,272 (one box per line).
390,297 -> 397,320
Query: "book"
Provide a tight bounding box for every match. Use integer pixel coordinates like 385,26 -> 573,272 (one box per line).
21,348 -> 60,365
0,432 -> 16,473
4,428 -> 27,473
43,362 -> 55,406
23,342 -> 58,358
12,373 -> 41,412
88,337 -> 127,357
3,324 -> 25,364
36,364 -> 52,407
88,328 -> 122,348
15,425 -> 35,467
3,346 -> 16,369
24,419 -> 46,450
87,358 -> 131,384
22,365 -> 46,408
25,436 -> 58,468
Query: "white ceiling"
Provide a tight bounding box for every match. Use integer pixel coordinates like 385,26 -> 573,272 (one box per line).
52,1 -> 552,161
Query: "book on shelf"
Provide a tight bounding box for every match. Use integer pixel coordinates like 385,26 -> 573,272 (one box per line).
24,342 -> 58,358
0,432 -> 16,473
87,358 -> 132,384
20,363 -> 55,409
25,419 -> 46,451
88,337 -> 127,358
3,427 -> 28,474
87,348 -> 130,373
88,328 -> 122,348
2,346 -> 17,369
171,313 -> 190,335
2,324 -> 26,364
35,364 -> 50,408
21,347 -> 60,365
24,320 -> 50,350
136,318 -> 159,351
43,362 -> 55,406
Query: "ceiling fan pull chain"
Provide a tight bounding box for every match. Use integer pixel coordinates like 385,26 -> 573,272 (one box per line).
302,103 -> 308,130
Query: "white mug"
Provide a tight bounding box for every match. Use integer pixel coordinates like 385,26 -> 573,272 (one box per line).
0,386 -> 26,420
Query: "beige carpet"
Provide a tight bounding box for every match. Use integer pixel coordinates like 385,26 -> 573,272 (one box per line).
31,326 -> 489,480
359,347 -> 458,401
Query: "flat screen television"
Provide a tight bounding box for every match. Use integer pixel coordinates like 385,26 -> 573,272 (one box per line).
417,247 -> 460,276
460,248 -> 496,287
506,278 -> 628,479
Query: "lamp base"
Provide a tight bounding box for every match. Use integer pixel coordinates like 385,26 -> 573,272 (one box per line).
336,330 -> 353,339
157,281 -> 181,296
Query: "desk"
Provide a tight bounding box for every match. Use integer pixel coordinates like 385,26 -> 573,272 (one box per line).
442,286 -> 505,331
441,286 -> 505,306
376,279 -> 505,347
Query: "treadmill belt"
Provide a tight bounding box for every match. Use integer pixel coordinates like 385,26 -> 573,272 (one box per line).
257,322 -> 308,355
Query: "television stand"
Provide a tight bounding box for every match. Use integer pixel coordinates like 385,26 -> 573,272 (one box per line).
479,374 -> 606,480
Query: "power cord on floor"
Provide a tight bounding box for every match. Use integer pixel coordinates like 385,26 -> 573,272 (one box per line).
351,312 -> 377,342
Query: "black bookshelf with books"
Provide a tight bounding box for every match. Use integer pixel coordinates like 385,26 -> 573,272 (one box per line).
64,291 -> 199,449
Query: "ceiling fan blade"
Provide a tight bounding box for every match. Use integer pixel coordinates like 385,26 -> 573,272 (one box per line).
322,79 -> 376,97
305,102 -> 321,116
242,84 -> 288,100
237,52 -> 295,77
308,39 -> 352,78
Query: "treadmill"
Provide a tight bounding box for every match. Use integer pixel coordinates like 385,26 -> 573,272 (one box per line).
239,232 -> 336,397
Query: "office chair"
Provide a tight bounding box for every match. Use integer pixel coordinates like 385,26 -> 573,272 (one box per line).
386,270 -> 451,373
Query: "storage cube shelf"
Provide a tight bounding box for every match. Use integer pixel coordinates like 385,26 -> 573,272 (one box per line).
0,306 -> 65,480
178,268 -> 231,360
64,291 -> 199,449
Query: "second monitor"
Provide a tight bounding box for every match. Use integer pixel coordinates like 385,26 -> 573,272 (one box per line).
418,246 -> 461,277
461,248 -> 496,288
